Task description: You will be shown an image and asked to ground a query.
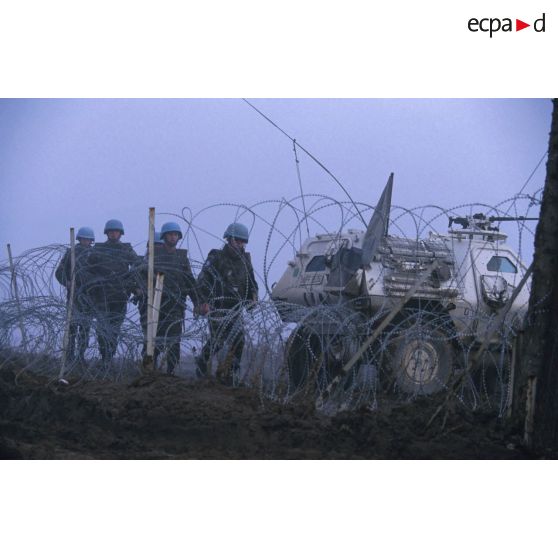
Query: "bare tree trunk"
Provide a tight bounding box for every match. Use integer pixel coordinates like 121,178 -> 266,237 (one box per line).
513,99 -> 558,451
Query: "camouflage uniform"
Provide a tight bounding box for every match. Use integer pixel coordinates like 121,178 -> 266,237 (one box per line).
88,241 -> 139,365
55,244 -> 95,364
196,243 -> 258,381
137,245 -> 198,374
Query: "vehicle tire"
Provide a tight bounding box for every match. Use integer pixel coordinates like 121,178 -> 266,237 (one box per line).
386,318 -> 453,395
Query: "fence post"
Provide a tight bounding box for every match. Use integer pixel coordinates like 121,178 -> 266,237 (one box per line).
59,228 -> 76,380
143,208 -> 156,372
152,273 -> 165,368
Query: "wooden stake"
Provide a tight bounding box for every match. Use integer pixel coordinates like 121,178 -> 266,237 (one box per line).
144,208 -> 156,371
152,273 -> 165,336
59,228 -> 76,380
524,376 -> 538,448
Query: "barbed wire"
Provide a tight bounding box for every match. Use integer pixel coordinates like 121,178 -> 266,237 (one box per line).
0,191 -> 543,416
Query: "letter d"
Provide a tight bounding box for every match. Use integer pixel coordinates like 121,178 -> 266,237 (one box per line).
534,13 -> 545,32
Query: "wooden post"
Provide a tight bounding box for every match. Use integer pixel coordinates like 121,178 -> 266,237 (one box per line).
143,208 -> 156,372
152,273 -> 165,336
505,332 -> 520,419
524,376 -> 538,447
7,243 -> 28,353
59,228 -> 76,380
150,272 -> 165,369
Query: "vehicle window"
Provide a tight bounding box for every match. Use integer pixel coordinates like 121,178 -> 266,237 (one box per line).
487,256 -> 517,273
306,255 -> 327,272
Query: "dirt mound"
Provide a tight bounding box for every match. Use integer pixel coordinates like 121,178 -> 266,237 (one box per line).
0,363 -> 538,459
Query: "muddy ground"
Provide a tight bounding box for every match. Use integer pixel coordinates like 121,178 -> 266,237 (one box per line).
0,360 -> 547,459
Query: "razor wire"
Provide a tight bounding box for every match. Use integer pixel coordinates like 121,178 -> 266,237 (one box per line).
0,191 -> 543,416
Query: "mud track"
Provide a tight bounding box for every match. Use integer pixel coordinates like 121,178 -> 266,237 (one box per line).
0,363 -> 540,459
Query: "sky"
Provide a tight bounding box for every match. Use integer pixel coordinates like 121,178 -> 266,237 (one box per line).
0,98 -> 552,287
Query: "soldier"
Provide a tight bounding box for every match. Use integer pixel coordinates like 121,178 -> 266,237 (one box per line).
138,222 -> 198,374
55,226 -> 96,366
88,219 -> 139,368
196,222 -> 258,384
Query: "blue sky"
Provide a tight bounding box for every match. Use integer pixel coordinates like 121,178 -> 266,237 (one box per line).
0,98 -> 551,285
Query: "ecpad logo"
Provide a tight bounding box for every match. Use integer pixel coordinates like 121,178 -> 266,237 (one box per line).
468,13 -> 546,37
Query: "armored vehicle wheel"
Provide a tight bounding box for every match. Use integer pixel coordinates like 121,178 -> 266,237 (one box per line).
284,327 -> 350,396
285,326 -> 324,395
386,319 -> 453,395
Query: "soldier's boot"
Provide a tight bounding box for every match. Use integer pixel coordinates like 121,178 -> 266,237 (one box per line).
100,356 -> 112,374
65,351 -> 76,367
218,369 -> 233,387
166,361 -> 177,376
230,358 -> 242,387
215,351 -> 232,386
75,351 -> 87,372
195,357 -> 208,379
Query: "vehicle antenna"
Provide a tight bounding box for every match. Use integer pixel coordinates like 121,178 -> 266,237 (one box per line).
242,99 -> 368,228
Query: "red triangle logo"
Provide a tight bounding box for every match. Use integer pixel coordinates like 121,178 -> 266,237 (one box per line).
516,19 -> 530,31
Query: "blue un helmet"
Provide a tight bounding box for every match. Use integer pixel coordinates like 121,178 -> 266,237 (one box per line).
146,232 -> 163,248
104,219 -> 124,235
160,222 -> 183,240
223,222 -> 249,243
76,226 -> 95,241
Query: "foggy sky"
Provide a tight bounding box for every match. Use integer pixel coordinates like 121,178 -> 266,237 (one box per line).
0,98 -> 552,286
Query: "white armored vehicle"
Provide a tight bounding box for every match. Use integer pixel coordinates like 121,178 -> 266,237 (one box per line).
271,175 -> 533,396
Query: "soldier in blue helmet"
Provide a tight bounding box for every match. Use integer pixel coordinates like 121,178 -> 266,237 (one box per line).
55,226 -> 96,366
195,222 -> 258,384
136,221 -> 199,374
88,219 -> 139,369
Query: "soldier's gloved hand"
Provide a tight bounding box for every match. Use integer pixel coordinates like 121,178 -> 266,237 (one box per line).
195,303 -> 210,316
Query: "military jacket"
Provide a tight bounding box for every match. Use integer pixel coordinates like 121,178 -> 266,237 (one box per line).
197,244 -> 258,310
88,241 -> 139,300
138,246 -> 199,315
55,244 -> 94,298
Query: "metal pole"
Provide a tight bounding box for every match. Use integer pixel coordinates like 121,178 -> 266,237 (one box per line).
59,228 -> 76,380
7,243 -> 28,353
144,208 -> 156,371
